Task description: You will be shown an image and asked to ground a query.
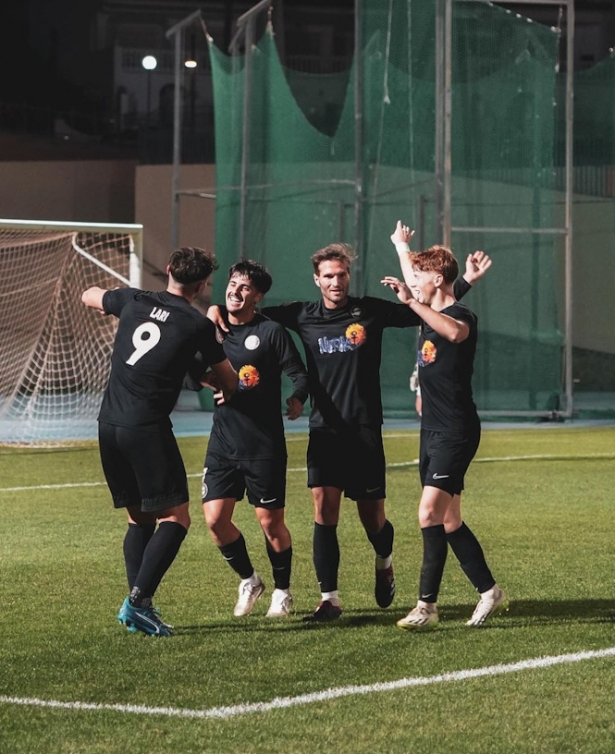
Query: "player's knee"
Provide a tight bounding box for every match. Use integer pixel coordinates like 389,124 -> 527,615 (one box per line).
418,508 -> 442,528
205,514 -> 227,539
159,503 -> 191,530
258,509 -> 284,537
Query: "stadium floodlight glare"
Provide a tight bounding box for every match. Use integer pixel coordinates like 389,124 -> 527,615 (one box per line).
184,58 -> 197,69
141,55 -> 158,71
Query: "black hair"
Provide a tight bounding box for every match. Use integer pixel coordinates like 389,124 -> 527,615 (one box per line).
228,258 -> 272,294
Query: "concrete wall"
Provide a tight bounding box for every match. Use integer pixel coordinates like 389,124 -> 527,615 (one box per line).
0,159 -> 217,301
134,164 -> 216,293
0,159 -> 137,224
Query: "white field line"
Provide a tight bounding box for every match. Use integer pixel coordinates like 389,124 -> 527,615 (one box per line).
1,647 -> 614,720
2,452 -> 615,493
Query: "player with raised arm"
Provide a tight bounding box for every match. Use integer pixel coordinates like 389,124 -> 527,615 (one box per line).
201,260 -> 309,619
82,247 -> 237,636
383,222 -> 507,629
244,243 -> 489,621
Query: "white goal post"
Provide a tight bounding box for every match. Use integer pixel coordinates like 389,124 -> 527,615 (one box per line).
0,219 -> 143,445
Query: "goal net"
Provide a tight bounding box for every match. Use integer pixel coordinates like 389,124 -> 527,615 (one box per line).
0,220 -> 143,445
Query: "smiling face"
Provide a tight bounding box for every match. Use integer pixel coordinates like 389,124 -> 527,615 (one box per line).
225,273 -> 263,321
314,259 -> 351,309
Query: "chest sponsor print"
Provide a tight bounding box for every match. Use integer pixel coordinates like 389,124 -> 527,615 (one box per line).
418,339 -> 437,367
238,364 -> 260,389
318,323 -> 367,354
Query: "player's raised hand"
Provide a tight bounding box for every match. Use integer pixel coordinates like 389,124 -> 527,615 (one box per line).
390,220 -> 415,247
464,250 -> 492,284
285,396 -> 304,420
381,275 -> 414,305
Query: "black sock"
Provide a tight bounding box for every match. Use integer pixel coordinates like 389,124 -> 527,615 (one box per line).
419,524 -> 448,603
219,534 -> 254,580
367,519 -> 394,560
266,544 -> 292,590
123,523 -> 156,590
446,522 -> 496,594
130,521 -> 187,605
313,522 -> 340,593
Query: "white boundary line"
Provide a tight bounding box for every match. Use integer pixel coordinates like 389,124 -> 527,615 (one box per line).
1,647 -> 614,720
2,452 -> 615,493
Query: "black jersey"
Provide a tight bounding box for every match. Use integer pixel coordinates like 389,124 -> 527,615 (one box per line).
263,297 -> 420,429
263,280 -> 471,431
417,300 -> 479,433
99,288 -> 226,429
207,311 -> 308,460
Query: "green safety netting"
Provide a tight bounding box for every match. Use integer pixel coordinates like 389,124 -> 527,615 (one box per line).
568,54 -> 615,417
206,0 -> 612,418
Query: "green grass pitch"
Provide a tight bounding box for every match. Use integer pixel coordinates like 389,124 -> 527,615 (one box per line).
1,425 -> 615,753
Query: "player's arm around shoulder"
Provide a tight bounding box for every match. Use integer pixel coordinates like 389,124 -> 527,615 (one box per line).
261,300 -> 303,330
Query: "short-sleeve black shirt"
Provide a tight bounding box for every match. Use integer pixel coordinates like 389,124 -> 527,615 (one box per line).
417,301 -> 479,433
263,297 -> 420,429
207,312 -> 308,460
99,288 -> 226,429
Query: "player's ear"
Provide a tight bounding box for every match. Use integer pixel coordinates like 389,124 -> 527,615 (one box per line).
313,274 -> 320,289
254,291 -> 264,304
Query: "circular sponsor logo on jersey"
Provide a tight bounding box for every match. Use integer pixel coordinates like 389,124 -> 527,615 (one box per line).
350,306 -> 362,318
419,340 -> 437,366
239,364 -> 260,389
345,322 -> 366,347
244,334 -> 260,350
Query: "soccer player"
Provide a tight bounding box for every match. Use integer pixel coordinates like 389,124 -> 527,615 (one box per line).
259,243 -> 491,621
383,221 -> 507,629
201,260 -> 309,618
81,247 -> 237,636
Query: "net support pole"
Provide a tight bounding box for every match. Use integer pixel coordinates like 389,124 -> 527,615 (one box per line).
563,0 -> 575,417
166,9 -> 203,251
235,0 -> 271,258
435,0 -> 444,242
130,232 -> 143,288
353,0 -> 364,295
171,28 -> 183,250
443,0 -> 453,248
239,16 -> 255,259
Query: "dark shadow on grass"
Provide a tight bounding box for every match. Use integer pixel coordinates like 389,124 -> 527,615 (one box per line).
174,609 -> 399,634
440,598 -> 614,627
173,599 -> 615,635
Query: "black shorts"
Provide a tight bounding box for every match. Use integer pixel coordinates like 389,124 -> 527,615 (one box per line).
98,422 -> 189,513
201,452 -> 287,509
307,425 -> 386,501
419,425 -> 481,496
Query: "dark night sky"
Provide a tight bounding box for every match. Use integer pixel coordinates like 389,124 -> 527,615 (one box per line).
0,0 -> 613,110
